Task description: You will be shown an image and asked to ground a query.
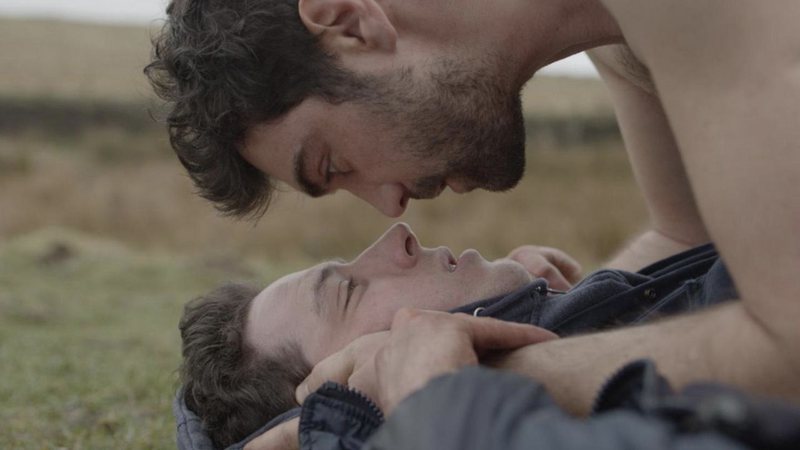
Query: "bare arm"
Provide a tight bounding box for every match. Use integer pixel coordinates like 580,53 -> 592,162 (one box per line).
587,45 -> 710,271
493,302 -> 799,415
613,0 -> 800,370
499,0 -> 800,413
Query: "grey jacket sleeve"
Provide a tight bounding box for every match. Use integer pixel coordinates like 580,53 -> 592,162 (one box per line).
363,366 -> 746,450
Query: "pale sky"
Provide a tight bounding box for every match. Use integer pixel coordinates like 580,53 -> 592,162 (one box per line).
0,0 -> 598,77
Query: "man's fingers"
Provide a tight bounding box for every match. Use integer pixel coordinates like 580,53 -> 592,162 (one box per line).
296,332 -> 389,404
461,314 -> 559,351
508,246 -> 583,288
542,248 -> 583,284
243,417 -> 299,450
296,354 -> 354,404
538,265 -> 573,291
393,309 -> 558,352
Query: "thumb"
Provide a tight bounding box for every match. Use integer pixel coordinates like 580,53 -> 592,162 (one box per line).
295,354 -> 354,404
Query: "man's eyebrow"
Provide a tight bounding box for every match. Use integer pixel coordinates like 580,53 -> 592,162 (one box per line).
312,258 -> 346,316
294,145 -> 326,198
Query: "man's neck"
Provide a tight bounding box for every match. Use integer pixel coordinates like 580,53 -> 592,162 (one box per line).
384,0 -> 624,91
509,0 -> 624,85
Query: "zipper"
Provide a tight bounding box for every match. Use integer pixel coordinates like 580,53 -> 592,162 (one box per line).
322,381 -> 385,423
590,359 -> 653,414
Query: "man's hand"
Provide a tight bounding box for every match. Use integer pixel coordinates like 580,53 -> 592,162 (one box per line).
243,417 -> 299,450
297,309 -> 558,415
295,331 -> 389,403
506,245 -> 582,291
246,311 -> 557,449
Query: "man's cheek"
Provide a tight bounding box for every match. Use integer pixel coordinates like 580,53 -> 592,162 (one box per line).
355,305 -> 394,335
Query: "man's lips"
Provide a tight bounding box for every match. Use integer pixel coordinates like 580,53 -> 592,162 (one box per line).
447,179 -> 476,194
403,178 -> 474,204
405,181 -> 447,201
399,191 -> 409,209
440,248 -> 458,272
457,249 -> 483,267
440,248 -> 488,273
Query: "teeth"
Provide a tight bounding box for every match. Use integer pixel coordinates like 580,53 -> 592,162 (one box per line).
448,262 -> 457,272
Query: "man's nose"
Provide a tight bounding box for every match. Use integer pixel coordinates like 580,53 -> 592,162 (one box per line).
357,223 -> 418,270
348,183 -> 407,218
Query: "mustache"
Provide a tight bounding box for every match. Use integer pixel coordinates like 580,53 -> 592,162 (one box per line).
407,176 -> 445,199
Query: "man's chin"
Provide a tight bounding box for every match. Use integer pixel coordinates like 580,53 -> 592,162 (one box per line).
474,169 -> 524,193
472,265 -> 533,302
482,174 -> 523,193
470,145 -> 526,192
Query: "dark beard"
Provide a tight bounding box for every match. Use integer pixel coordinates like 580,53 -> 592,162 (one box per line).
363,56 -> 527,195
438,92 -> 526,193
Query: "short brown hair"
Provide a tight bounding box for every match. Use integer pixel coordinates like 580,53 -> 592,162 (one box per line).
145,0 -> 368,218
179,282 -> 311,448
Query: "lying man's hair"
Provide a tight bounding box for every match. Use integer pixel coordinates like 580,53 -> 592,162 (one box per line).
180,283 -> 311,448
145,0 -> 369,219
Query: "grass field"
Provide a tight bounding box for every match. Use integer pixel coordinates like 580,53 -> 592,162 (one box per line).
0,228 -> 284,448
0,18 -> 647,449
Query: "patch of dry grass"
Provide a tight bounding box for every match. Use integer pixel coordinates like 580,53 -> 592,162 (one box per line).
0,18 -> 629,271
0,18 -> 156,102
0,130 -> 645,270
0,18 -> 612,116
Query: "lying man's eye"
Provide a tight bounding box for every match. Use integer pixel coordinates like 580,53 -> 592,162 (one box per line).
326,156 -> 353,182
344,279 -> 357,310
322,154 -> 335,184
327,161 -> 341,177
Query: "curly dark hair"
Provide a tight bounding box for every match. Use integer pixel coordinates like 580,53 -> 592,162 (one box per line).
179,282 -> 311,448
145,0 -> 368,218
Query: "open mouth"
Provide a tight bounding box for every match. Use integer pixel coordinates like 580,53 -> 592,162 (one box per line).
445,249 -> 458,272
400,193 -> 409,210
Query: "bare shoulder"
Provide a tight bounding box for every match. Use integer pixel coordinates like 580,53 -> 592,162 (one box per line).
600,0 -> 800,73
586,45 -> 654,94
587,44 -> 711,251
600,0 -> 800,336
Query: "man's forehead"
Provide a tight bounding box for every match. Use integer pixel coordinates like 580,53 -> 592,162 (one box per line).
253,267 -> 313,312
251,258 -> 340,314
240,99 -> 328,190
247,267 -> 314,346
242,122 -> 302,188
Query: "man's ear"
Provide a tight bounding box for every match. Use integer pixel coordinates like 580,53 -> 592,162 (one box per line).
298,0 -> 397,53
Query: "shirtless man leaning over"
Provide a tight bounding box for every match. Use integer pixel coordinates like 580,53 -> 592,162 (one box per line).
146,0 -> 800,447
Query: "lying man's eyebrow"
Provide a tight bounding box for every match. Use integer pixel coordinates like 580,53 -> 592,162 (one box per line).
294,145 -> 326,198
312,258 -> 346,316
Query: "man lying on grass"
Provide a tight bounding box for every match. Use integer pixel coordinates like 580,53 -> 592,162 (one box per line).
178,223 -> 735,449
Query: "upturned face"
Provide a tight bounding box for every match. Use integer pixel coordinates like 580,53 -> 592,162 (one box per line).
246,223 -> 533,364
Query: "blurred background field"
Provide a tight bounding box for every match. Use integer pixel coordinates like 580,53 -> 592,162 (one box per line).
0,17 -> 647,449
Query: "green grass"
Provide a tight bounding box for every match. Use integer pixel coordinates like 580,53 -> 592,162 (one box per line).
0,229 -> 285,449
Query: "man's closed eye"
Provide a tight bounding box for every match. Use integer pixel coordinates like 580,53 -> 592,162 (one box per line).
344,278 -> 357,311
